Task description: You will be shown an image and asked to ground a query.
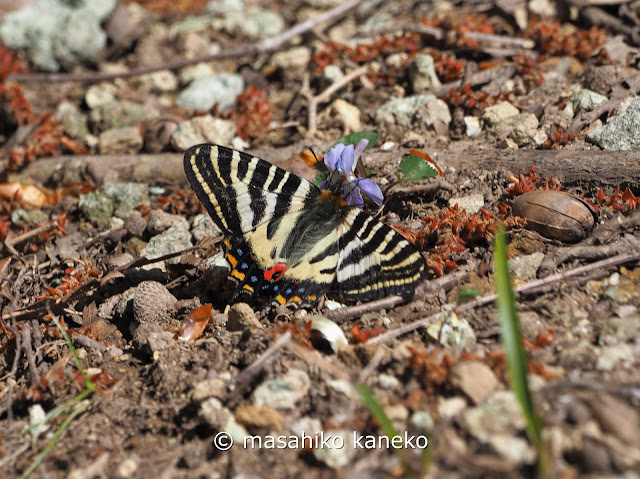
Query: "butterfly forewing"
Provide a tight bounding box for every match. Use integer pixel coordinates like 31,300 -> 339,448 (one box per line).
184,143 -> 426,307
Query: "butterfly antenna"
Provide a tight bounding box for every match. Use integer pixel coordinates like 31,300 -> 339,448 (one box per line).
308,147 -> 323,166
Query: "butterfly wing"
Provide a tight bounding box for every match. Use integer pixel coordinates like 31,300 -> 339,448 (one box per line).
184,144 -> 318,236
336,209 -> 426,301
185,144 -> 332,306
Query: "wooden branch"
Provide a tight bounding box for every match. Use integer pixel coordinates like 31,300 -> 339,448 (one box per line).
20,146 -> 640,190
440,148 -> 640,188
302,64 -> 370,137
367,249 -> 640,345
8,0 -> 364,84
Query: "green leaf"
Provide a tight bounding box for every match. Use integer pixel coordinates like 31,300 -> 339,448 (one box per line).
313,170 -> 328,187
494,227 -> 548,476
355,382 -> 398,441
399,155 -> 439,181
457,288 -> 483,304
325,131 -> 379,152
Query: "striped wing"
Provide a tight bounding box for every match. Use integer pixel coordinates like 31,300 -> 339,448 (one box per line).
184,144 -> 318,236
184,143 -> 426,307
336,209 -> 426,301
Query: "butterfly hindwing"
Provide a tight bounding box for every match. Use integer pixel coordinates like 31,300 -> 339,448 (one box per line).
336,209 -> 426,301
184,143 -> 427,307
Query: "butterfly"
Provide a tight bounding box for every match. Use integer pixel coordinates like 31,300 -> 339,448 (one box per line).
184,143 -> 426,308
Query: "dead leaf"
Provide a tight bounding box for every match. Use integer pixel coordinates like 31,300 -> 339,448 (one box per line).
178,303 -> 213,341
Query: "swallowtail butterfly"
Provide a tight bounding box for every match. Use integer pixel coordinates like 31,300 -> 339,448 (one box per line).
184,144 -> 426,308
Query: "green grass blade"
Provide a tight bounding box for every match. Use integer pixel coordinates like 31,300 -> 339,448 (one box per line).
493,226 -> 548,475
19,400 -> 92,479
355,382 -> 398,440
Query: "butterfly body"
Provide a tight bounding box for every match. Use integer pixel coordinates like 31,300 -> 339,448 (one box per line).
184,144 -> 426,307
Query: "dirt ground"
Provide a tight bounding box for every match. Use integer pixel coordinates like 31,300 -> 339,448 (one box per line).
1,1 -> 640,478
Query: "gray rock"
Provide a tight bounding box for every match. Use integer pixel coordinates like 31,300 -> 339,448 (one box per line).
226,303 -> 261,331
131,321 -> 174,355
482,101 -> 519,126
569,86 -> 607,113
147,209 -> 189,235
85,84 -> 117,109
329,99 -> 361,133
98,126 -> 143,155
11,208 -> 49,228
451,362 -> 500,405
313,429 -> 356,468
322,64 -> 344,84
207,0 -> 244,13
437,397 -> 467,419
487,434 -> 536,464
55,101 -> 90,140
270,46 -> 311,70
509,252 -> 545,282
137,70 -> 178,93
588,97 -> 640,150
190,377 -> 228,401
411,410 -> 435,432
409,54 -> 441,93
179,63 -> 217,85
327,379 -> 355,398
598,315 -> 640,345
376,94 -> 451,128
140,224 -> 193,268
78,191 -> 115,228
0,0 -> 117,72
199,397 -> 231,429
494,112 -> 539,147
464,116 -> 482,137
426,312 -> 476,348
529,0 -> 557,17
448,193 -> 484,214
100,183 -> 150,219
171,115 -> 237,151
191,214 -> 222,242
378,373 -> 401,390
89,100 -> 157,132
176,73 -> 244,112
252,369 -> 310,410
219,8 -> 284,38
595,343 -> 633,371
462,390 -> 526,441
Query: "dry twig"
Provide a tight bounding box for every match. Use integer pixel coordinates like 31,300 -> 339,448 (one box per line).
367,249 -> 640,345
301,64 -> 370,137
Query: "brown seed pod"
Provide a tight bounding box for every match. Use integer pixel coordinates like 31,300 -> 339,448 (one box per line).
512,190 -> 597,242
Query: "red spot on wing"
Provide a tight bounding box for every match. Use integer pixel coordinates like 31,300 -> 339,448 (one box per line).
264,263 -> 288,281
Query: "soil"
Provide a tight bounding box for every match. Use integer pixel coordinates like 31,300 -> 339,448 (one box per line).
1,1 -> 640,478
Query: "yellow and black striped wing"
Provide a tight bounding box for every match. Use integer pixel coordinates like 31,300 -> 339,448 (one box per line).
184,144 -> 426,307
336,209 -> 426,301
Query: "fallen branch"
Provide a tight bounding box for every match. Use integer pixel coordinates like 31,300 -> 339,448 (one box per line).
361,22 -> 535,50
325,271 -> 468,322
301,64 -> 371,137
367,249 -> 640,345
8,0 -> 365,84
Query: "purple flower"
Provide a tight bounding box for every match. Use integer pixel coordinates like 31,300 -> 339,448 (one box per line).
318,139 -> 383,209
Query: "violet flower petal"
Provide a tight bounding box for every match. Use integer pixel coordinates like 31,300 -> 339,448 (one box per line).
353,139 -> 369,165
355,178 -> 384,206
337,143 -> 355,175
344,187 -> 364,208
324,143 -> 345,171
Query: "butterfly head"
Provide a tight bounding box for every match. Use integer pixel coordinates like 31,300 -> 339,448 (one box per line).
318,139 -> 384,209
